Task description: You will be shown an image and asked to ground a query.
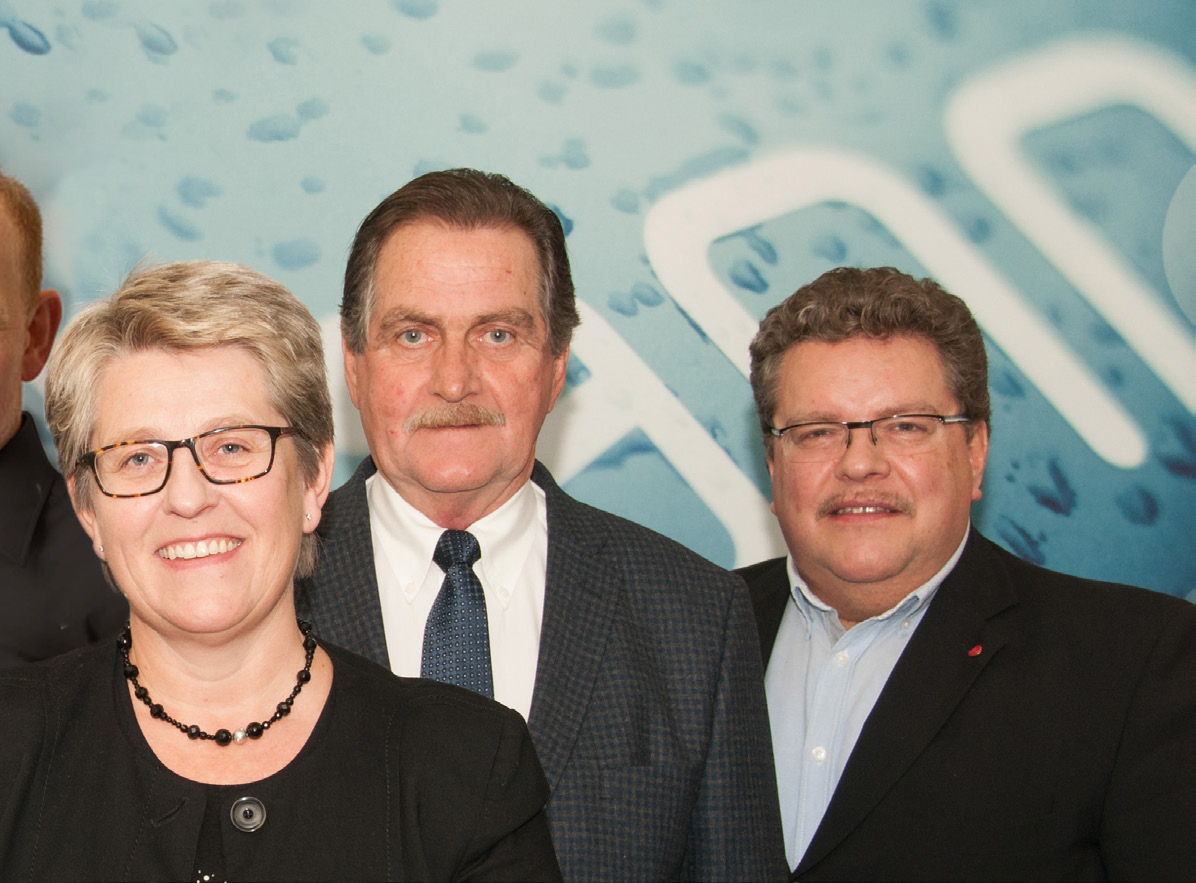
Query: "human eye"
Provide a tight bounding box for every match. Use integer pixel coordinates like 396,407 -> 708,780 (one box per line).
112,443 -> 165,473
483,328 -> 512,345
201,430 -> 263,465
216,440 -> 249,456
398,328 -> 426,346
791,424 -> 840,447
881,416 -> 935,444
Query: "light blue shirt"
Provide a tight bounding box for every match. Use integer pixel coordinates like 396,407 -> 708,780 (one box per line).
764,531 -> 970,868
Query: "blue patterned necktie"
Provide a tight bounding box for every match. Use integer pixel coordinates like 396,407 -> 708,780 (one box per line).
421,529 -> 494,698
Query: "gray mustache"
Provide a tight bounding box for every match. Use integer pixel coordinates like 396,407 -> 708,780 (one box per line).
404,403 -> 506,432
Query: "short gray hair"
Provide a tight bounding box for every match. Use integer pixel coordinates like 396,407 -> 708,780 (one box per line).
45,260 -> 333,578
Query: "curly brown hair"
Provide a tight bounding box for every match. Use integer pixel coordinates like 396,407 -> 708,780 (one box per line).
749,266 -> 991,451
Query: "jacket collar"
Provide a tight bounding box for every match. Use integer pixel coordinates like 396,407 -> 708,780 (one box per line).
525,461 -> 622,791
797,528 -> 1019,873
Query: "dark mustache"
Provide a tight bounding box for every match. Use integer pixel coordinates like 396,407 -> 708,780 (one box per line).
817,492 -> 913,518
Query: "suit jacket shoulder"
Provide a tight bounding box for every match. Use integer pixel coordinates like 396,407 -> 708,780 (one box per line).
798,529 -> 1196,881
0,414 -> 128,666
528,462 -> 787,881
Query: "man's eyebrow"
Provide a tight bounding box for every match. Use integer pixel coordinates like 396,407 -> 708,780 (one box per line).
374,308 -> 438,341
475,308 -> 536,331
782,403 -> 948,424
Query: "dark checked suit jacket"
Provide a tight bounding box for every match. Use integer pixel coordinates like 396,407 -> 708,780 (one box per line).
737,529 -> 1196,882
297,458 -> 787,882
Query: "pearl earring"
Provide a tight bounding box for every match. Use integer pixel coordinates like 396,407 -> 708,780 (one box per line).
305,513 -> 312,521
99,545 -> 104,553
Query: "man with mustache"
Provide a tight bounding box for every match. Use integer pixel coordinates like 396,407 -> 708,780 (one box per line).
298,169 -> 786,881
738,266 -> 1195,880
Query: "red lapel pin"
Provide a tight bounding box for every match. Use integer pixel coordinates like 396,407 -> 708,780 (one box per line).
968,644 -> 983,657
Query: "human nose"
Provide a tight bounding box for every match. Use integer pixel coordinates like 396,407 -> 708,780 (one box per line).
160,442 -> 217,515
428,337 -> 478,401
836,423 -> 890,479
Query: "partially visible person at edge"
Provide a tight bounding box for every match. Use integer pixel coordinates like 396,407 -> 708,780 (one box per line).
296,168 -> 787,881
737,265 -> 1195,881
0,167 -> 126,665
0,261 -> 561,882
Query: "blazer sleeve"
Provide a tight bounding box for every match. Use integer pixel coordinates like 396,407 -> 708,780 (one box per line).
1099,596 -> 1196,880
461,707 -> 563,883
680,575 -> 789,881
395,691 -> 562,883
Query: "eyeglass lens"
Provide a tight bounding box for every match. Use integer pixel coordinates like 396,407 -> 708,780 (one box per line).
94,427 -> 278,495
783,415 -> 950,461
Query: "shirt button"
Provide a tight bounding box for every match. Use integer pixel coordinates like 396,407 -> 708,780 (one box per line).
230,796 -> 266,832
811,746 -> 827,763
901,619 -> 911,630
834,650 -> 849,666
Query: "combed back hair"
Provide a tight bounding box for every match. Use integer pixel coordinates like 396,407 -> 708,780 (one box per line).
749,266 -> 991,450
45,260 -> 333,579
0,168 -> 44,308
342,168 -> 580,356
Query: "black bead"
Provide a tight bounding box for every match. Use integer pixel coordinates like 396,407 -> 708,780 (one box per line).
119,617 -> 314,747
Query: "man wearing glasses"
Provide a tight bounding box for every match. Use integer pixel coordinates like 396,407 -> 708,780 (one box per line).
738,266 -> 1194,880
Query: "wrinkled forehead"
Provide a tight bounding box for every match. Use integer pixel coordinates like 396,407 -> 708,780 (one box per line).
371,221 -> 546,321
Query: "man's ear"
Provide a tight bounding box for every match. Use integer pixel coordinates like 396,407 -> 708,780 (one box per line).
546,344 -> 569,413
968,421 -> 989,502
22,290 -> 62,381
342,335 -> 362,411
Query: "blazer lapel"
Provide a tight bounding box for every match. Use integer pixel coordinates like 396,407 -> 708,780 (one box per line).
797,530 -> 1019,873
741,558 -> 790,669
301,457 -> 392,668
526,462 -> 621,791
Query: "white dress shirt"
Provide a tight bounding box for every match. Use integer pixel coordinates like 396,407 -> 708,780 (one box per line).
765,530 -> 970,868
365,473 -> 548,720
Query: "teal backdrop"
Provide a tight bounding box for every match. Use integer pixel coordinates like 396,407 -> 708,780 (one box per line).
3,0 -> 1193,599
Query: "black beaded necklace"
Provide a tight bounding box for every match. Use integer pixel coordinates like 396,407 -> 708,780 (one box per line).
119,620 -> 318,747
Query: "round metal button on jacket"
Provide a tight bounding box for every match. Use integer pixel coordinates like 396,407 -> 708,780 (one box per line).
230,796 -> 266,832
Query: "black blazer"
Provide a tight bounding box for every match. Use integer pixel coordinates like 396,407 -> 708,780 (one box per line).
0,413 -> 127,666
0,640 -> 560,882
738,530 -> 1196,881
298,459 -> 788,881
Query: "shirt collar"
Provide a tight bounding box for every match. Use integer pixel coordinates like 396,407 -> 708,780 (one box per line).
784,525 -> 972,637
366,474 -> 542,608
